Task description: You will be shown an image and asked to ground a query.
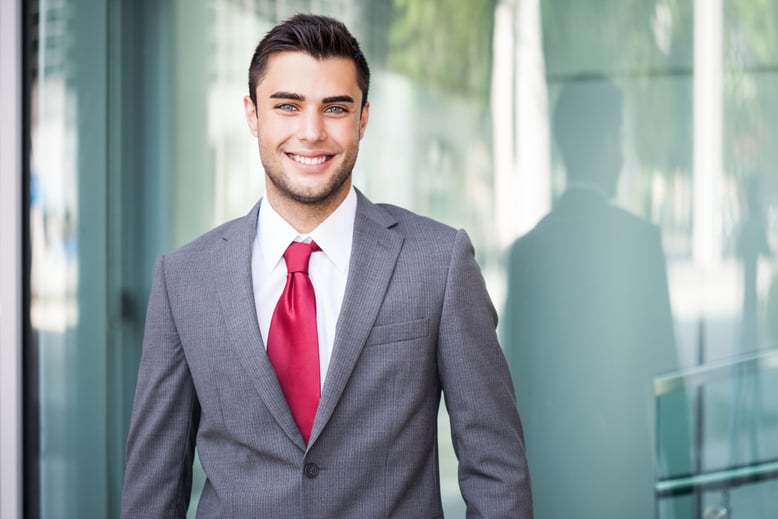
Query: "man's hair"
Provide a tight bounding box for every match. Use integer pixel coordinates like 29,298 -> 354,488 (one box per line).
248,13 -> 370,109
553,75 -> 623,185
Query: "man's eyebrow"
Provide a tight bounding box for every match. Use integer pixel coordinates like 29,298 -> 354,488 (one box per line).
268,92 -> 355,104
323,95 -> 355,104
269,91 -> 305,101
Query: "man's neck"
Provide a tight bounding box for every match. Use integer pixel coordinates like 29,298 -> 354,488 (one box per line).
265,183 -> 352,234
565,180 -> 612,200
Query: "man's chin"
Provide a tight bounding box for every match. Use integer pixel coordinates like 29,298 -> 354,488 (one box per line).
289,191 -> 335,205
264,163 -> 353,208
280,180 -> 351,206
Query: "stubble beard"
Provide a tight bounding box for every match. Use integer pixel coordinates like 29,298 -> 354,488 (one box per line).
262,153 -> 357,206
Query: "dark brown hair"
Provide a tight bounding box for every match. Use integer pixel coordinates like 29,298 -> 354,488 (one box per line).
248,14 -> 370,108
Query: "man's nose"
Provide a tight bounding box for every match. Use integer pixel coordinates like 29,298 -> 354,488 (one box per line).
298,110 -> 327,142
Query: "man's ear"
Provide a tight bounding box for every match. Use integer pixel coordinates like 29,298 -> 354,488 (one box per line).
243,96 -> 259,137
358,101 -> 370,140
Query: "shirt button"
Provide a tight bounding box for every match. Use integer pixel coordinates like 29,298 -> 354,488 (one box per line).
304,462 -> 319,479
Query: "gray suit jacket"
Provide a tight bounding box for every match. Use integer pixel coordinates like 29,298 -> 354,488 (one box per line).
122,191 -> 532,518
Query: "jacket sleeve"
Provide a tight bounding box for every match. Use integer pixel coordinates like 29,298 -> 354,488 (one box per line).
121,255 -> 200,518
437,230 -> 533,518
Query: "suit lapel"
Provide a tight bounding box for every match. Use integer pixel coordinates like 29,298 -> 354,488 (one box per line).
211,201 -> 306,451
309,191 -> 403,446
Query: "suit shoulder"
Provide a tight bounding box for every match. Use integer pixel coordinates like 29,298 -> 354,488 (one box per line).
607,204 -> 660,234
163,210 -> 254,267
377,203 -> 458,240
372,203 -> 469,262
507,204 -> 662,264
506,213 -> 552,258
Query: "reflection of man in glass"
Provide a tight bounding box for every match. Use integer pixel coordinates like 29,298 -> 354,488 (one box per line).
503,77 -> 684,518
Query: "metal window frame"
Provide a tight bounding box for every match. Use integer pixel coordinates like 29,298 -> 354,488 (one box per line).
0,0 -> 23,517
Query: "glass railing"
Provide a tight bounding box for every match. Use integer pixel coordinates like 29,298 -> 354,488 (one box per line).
655,348 -> 778,518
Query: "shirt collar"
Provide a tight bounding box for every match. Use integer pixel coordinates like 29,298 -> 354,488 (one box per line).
258,187 -> 357,273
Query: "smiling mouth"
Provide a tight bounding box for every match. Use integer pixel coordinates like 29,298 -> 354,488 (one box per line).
288,153 -> 333,166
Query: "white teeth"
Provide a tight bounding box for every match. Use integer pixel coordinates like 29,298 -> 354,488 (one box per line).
290,154 -> 328,166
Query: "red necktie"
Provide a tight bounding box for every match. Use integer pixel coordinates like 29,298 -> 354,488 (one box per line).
267,241 -> 321,443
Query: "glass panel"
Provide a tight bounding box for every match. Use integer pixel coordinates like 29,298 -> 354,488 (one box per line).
503,1 -> 777,518
28,0 -> 112,516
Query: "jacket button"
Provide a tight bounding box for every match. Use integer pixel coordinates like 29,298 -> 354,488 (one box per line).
304,462 -> 319,479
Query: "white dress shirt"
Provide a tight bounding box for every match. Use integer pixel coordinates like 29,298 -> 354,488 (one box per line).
251,187 -> 356,388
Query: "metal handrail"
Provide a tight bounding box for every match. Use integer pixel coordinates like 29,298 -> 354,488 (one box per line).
654,347 -> 778,397
656,458 -> 778,498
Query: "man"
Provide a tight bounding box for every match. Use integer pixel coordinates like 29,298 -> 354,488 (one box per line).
122,13 -> 531,518
503,77 -> 687,518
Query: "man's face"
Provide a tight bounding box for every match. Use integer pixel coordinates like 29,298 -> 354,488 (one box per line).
244,51 -> 369,210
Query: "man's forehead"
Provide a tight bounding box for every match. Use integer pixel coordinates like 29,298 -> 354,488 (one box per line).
262,51 -> 357,80
257,51 -> 361,100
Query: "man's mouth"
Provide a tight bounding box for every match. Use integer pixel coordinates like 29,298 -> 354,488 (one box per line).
288,153 -> 332,166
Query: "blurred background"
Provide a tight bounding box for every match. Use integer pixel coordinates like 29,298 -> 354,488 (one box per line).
2,0 -> 778,517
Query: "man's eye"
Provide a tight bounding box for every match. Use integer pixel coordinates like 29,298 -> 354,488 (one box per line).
325,105 -> 347,114
277,103 -> 297,111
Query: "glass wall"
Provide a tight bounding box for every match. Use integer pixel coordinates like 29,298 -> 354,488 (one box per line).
500,1 -> 778,518
25,0 -> 778,517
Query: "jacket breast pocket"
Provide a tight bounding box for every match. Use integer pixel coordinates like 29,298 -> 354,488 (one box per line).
365,317 -> 429,347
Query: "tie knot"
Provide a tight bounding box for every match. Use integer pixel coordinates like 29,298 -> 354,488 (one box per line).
284,241 -> 320,274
